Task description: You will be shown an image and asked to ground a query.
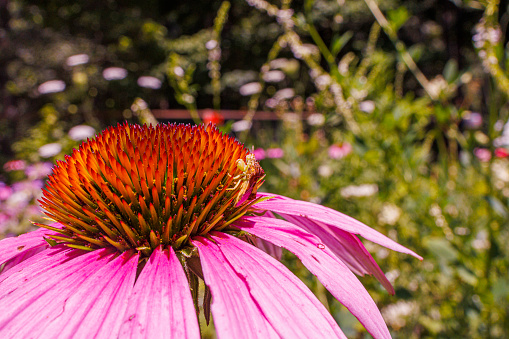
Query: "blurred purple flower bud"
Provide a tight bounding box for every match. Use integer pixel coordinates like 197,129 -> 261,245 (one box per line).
463,111 -> 483,129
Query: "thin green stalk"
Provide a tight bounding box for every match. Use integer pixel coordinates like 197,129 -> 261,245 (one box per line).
210,1 -> 230,110
363,0 -> 437,100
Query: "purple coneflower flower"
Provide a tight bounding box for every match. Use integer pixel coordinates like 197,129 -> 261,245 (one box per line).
0,123 -> 420,338
329,143 -> 352,159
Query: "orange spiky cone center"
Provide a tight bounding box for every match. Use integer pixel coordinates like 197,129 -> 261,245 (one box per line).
38,123 -> 265,257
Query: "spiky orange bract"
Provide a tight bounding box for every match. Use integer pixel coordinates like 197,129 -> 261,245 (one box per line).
38,123 -> 265,258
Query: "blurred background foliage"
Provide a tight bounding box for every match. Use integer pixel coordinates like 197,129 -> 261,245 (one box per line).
2,0 -> 509,337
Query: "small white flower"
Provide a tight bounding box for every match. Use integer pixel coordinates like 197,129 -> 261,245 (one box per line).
269,58 -> 290,69
137,76 -> 162,89
315,74 -> 331,90
472,230 -> 489,250
381,301 -> 418,330
273,88 -> 295,100
307,113 -> 325,126
66,54 -> 89,67
239,82 -> 262,96
38,80 -> 66,94
359,100 -> 375,113
318,165 -> 333,178
68,125 -> 96,141
378,203 -> 402,225
181,94 -> 195,104
262,70 -> 285,83
231,120 -> 252,132
103,67 -> 128,81
205,40 -> 218,50
173,66 -> 185,77
340,184 -> 378,198
38,143 -> 62,158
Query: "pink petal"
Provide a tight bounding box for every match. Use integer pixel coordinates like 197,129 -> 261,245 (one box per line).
120,246 -> 200,339
38,250 -> 139,339
192,237 -> 279,339
0,248 -> 117,338
0,243 -> 48,274
0,246 -> 85,292
251,236 -> 283,260
236,216 -> 391,339
281,213 -> 394,294
209,232 -> 347,339
255,193 -> 422,260
0,228 -> 53,265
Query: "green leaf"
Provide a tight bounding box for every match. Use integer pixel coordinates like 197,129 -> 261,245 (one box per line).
424,237 -> 458,263
443,59 -> 458,83
387,6 -> 410,32
457,267 -> 478,286
331,31 -> 353,57
487,196 -> 508,218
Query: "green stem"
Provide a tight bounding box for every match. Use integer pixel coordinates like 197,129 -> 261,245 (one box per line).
363,0 -> 437,100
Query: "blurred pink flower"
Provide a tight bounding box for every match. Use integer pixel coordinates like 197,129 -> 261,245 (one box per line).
202,109 -> 224,126
463,111 -> 483,129
253,148 -> 266,160
474,147 -> 491,162
328,143 -> 352,159
25,162 -> 54,179
266,148 -> 284,159
0,182 -> 12,201
495,147 -> 509,158
3,160 -> 26,172
0,123 -> 420,338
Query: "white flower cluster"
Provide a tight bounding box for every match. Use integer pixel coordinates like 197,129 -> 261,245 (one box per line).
473,19 -> 502,70
494,119 -> 509,147
381,301 -> 418,330
340,184 -> 378,198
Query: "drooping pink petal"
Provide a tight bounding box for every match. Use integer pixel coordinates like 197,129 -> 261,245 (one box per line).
192,237 -> 279,339
280,213 -> 394,294
255,193 -> 422,259
209,232 -> 347,339
251,236 -> 283,260
0,248 -> 116,337
37,250 -> 139,339
236,216 -> 391,339
120,246 -> 200,339
0,227 -> 58,265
